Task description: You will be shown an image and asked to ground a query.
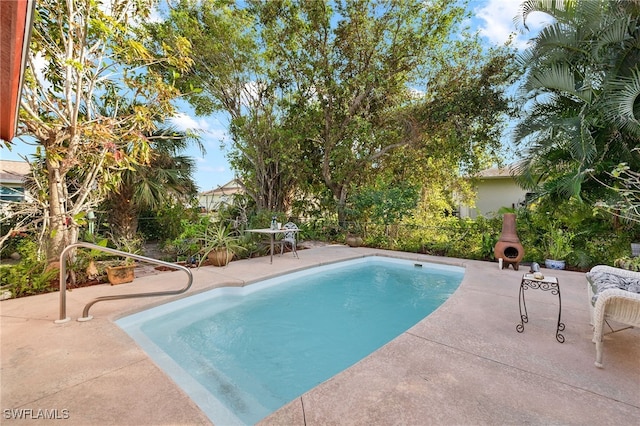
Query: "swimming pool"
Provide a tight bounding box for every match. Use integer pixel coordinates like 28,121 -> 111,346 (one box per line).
117,256 -> 464,425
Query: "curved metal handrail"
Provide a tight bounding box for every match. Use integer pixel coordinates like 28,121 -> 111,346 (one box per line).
55,242 -> 193,323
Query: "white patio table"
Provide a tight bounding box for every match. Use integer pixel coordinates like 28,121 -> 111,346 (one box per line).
245,228 -> 300,264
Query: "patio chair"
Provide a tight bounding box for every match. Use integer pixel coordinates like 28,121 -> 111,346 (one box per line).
279,222 -> 299,258
586,265 -> 640,367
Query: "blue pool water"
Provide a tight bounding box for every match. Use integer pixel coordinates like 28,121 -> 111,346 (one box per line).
117,257 -> 464,425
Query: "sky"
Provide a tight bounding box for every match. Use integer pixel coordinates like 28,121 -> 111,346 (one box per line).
1,0 -> 547,193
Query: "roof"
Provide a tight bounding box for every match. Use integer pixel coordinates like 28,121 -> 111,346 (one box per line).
199,179 -> 244,196
0,0 -> 35,143
0,159 -> 30,184
474,166 -> 518,179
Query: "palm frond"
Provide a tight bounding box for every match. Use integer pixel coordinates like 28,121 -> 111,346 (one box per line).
565,117 -> 597,165
593,14 -> 632,62
602,67 -> 640,138
511,0 -> 640,205
525,63 -> 594,104
534,23 -> 579,53
517,0 -> 575,31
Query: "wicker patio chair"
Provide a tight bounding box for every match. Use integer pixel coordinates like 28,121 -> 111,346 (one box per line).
587,265 -> 640,368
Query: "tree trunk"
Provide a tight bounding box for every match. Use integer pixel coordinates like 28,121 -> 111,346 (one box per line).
337,187 -> 348,228
108,189 -> 139,241
46,158 -> 70,263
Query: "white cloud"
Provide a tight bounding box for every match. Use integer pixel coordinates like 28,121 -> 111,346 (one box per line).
169,113 -> 230,141
474,0 -> 551,50
169,113 -> 209,132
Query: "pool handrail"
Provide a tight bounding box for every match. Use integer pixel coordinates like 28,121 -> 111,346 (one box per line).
55,242 -> 193,323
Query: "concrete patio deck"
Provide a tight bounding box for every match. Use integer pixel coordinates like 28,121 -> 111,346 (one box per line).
1,245 -> 639,425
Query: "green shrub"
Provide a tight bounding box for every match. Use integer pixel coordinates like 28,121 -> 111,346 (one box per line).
614,256 -> 640,271
247,209 -> 285,230
161,217 -> 213,262
139,203 -> 201,242
577,233 -> 630,268
0,232 -> 28,259
0,240 -> 57,298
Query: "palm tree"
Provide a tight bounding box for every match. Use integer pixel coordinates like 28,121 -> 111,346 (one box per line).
512,0 -> 640,201
104,125 -> 205,243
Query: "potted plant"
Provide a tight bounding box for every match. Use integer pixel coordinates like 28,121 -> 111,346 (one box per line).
81,237 -> 109,279
106,261 -> 136,285
345,233 -> 363,247
544,228 -> 574,270
105,235 -> 142,285
344,222 -> 363,247
197,223 -> 246,267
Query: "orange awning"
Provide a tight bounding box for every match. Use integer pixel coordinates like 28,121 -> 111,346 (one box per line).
0,0 -> 35,143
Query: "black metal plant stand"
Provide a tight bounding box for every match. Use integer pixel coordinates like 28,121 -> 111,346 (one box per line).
516,274 -> 565,343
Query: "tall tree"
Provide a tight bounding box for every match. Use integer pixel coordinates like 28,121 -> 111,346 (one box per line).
513,0 -> 640,201
159,0 -> 516,221
15,0 -> 192,262
380,44 -> 519,207
254,0 -> 514,223
104,124 -> 204,242
155,0 -> 298,211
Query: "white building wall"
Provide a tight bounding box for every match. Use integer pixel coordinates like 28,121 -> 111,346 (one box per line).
463,178 -> 528,219
459,177 -> 527,219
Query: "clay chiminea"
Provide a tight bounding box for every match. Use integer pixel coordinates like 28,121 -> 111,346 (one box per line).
494,213 -> 524,270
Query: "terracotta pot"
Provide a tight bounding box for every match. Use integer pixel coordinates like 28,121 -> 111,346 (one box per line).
208,248 -> 233,267
345,235 -> 363,247
106,264 -> 135,285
